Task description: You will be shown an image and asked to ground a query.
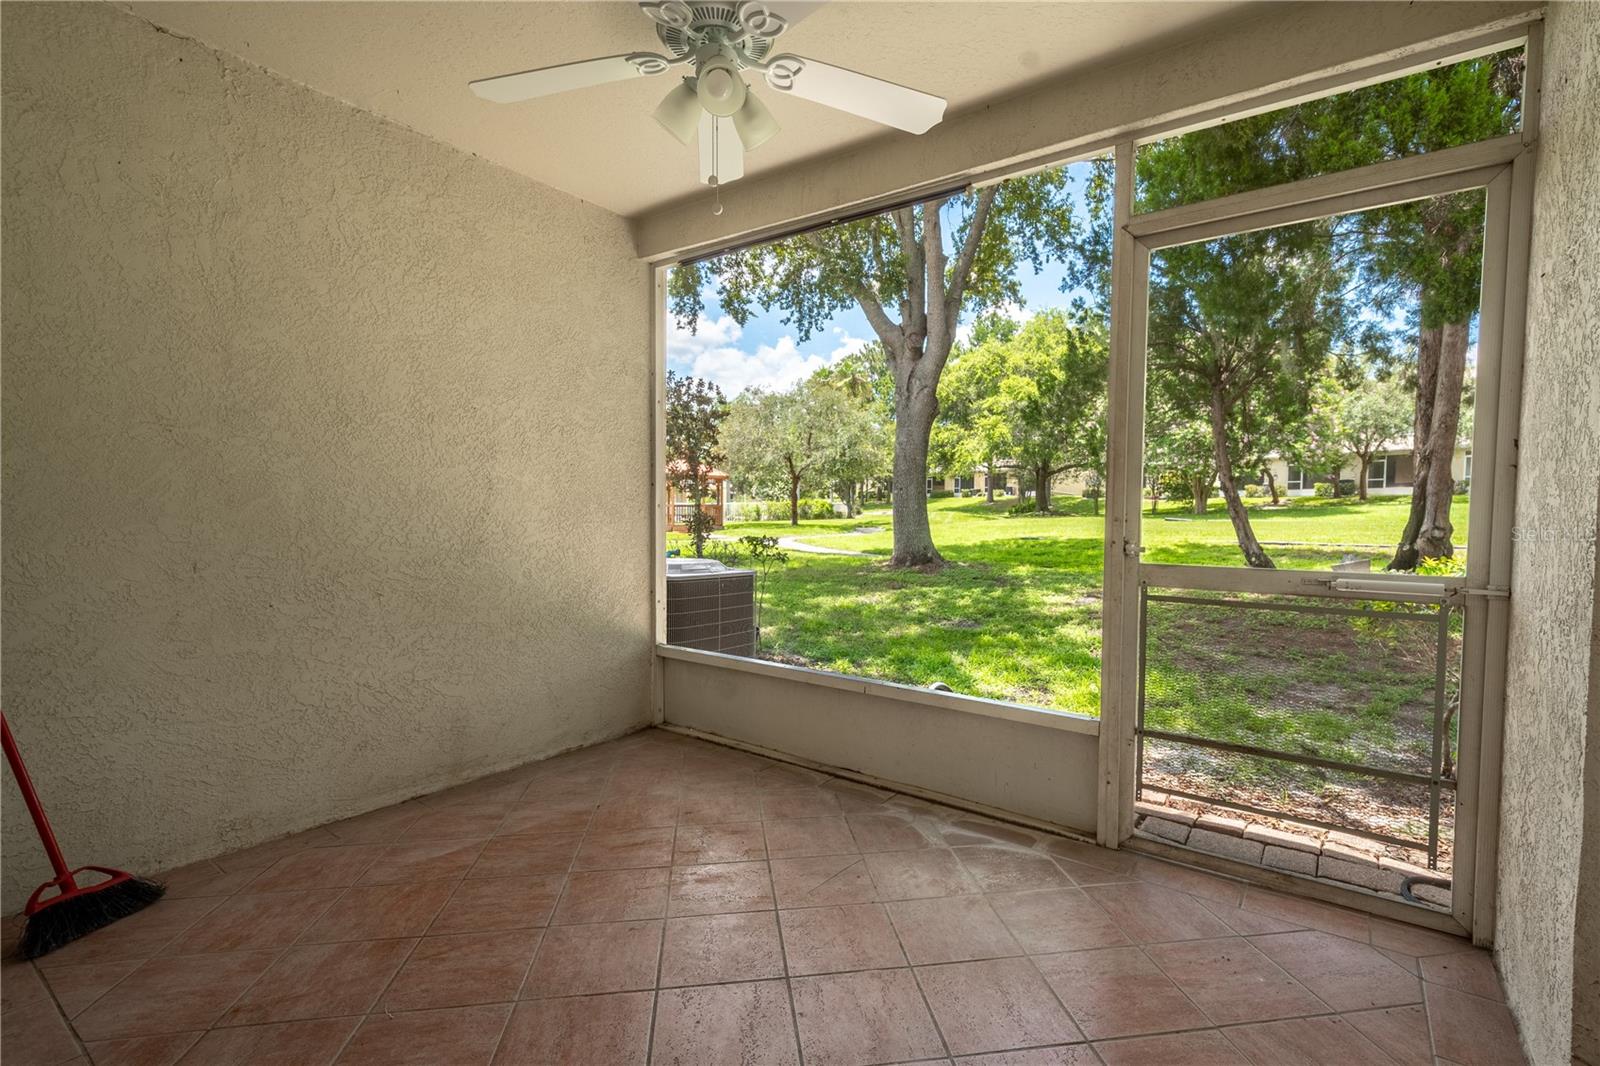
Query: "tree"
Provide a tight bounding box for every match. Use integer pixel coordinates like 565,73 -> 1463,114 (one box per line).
1145,406 -> 1216,516
665,371 -> 728,558
721,381 -> 879,525
670,171 -> 1082,567
1107,50 -> 1518,567
934,334 -> 1013,505
1287,376 -> 1352,497
1138,214 -> 1348,565
1302,54 -> 1519,565
810,353 -> 893,511
1337,376 -> 1413,499
940,310 -> 1107,513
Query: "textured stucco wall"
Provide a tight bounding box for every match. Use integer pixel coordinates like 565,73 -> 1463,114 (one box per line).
1,3 -> 652,911
1575,495 -> 1600,1066
1495,4 -> 1600,1062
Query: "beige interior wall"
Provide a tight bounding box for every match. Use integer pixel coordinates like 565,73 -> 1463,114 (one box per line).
1495,3 -> 1600,1061
1574,482 -> 1600,1066
0,3 -> 652,911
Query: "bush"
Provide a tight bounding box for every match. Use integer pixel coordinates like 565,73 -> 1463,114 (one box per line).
1244,484 -> 1269,498
788,497 -> 835,520
1338,479 -> 1357,497
1008,499 -> 1039,515
1416,554 -> 1467,577
702,540 -> 746,567
1313,481 -> 1335,497
1454,478 -> 1470,496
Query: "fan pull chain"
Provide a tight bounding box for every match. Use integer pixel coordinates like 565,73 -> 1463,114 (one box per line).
709,118 -> 724,215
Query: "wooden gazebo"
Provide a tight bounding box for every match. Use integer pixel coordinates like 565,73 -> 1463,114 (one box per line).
665,460 -> 729,533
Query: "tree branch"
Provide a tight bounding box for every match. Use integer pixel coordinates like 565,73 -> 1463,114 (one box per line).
896,207 -> 927,356
804,230 -> 903,356
922,202 -> 949,364
944,186 -> 1000,321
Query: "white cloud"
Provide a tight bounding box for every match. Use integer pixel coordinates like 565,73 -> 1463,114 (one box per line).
667,316 -> 870,396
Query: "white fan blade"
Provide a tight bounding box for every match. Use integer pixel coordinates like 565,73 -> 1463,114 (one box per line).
470,53 -> 672,103
763,54 -> 945,134
699,112 -> 744,185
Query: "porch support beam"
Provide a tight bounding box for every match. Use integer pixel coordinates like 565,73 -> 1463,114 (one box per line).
631,1 -> 1539,262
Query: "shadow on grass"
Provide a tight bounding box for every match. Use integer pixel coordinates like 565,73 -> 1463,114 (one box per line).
757,536 -> 1105,714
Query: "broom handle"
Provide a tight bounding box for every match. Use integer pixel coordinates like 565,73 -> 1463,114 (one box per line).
1,714 -> 73,880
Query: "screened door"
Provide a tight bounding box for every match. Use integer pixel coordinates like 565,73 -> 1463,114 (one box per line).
1098,134 -> 1531,941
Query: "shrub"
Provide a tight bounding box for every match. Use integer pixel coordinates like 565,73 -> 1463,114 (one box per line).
1008,499 -> 1038,515
1337,478 -> 1357,497
1454,478 -> 1470,496
1313,481 -> 1335,497
1416,554 -> 1467,577
1244,484 -> 1269,498
702,540 -> 746,567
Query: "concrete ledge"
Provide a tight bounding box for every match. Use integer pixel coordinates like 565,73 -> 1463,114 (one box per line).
656,644 -> 1099,737
1320,854 -> 1408,894
1264,844 -> 1320,875
1189,826 -> 1266,864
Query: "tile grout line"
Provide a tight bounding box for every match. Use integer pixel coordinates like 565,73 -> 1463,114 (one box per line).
769,878 -> 807,1066
860,853 -> 957,1063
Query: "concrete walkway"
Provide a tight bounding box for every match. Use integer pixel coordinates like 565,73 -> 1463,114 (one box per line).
775,535 -> 870,556
706,531 -> 873,556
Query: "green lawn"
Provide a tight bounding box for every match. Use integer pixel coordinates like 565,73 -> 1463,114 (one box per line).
711,492 -> 1466,719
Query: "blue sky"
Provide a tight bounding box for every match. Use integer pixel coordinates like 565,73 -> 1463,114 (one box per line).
666,264 -> 1078,397
667,163 -> 1097,397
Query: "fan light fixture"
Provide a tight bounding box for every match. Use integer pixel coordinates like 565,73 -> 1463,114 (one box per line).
654,79 -> 702,144
468,1 -> 948,190
731,90 -> 778,151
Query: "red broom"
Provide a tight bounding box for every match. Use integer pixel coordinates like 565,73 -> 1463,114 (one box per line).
2,713 -> 164,959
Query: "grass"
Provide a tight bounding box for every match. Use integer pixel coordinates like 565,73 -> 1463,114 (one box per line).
712,492 -> 1466,718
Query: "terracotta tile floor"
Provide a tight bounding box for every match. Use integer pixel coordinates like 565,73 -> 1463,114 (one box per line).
1,729 -> 1526,1065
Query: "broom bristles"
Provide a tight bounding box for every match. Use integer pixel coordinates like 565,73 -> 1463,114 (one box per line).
18,878 -> 165,960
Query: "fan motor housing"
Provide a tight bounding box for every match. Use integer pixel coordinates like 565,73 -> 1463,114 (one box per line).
651,1 -> 779,68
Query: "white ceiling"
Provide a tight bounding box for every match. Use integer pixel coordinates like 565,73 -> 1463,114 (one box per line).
128,1 -> 1249,217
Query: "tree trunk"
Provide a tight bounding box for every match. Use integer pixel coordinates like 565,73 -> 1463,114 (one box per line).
1390,322 -> 1461,569
985,461 -> 995,504
889,386 -> 942,566
1209,388 -> 1274,568
788,471 -> 801,526
1191,475 -> 1208,516
1357,456 -> 1371,501
1264,467 -> 1281,506
692,471 -> 709,557
1415,320 -> 1468,558
1034,465 -> 1053,512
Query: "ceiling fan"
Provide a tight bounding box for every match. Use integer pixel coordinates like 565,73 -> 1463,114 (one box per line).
469,1 -> 947,190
